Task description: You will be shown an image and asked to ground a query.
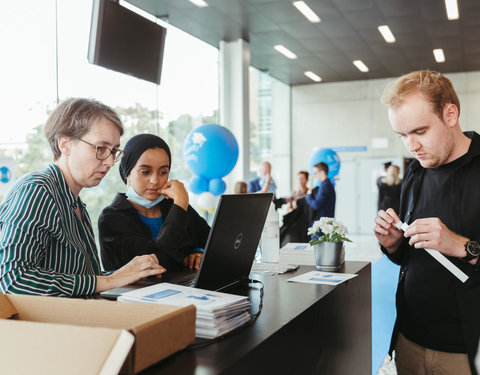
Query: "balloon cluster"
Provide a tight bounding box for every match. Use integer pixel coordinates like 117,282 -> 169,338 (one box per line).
183,124 -> 239,212
308,148 -> 341,186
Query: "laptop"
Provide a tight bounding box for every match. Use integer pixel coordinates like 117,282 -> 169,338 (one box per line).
100,193 -> 273,299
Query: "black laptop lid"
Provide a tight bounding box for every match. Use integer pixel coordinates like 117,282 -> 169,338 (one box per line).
195,193 -> 273,291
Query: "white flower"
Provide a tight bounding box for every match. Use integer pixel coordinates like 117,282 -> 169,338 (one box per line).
322,224 -> 334,235
307,217 -> 351,244
335,221 -> 348,235
318,217 -> 330,228
307,226 -> 317,236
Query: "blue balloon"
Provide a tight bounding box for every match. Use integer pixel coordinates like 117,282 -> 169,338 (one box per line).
309,148 -> 341,186
188,175 -> 209,194
208,178 -> 226,196
183,124 -> 239,180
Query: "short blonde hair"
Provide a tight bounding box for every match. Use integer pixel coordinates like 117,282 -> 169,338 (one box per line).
381,70 -> 460,120
44,98 -> 123,160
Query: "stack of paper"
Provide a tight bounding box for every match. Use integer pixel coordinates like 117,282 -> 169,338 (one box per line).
250,262 -> 299,275
118,283 -> 251,339
279,243 -> 316,265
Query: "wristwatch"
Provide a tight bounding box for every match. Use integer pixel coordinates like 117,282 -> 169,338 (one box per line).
461,240 -> 480,262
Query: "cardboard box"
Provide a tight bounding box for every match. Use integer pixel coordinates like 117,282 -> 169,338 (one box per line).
0,293 -> 196,374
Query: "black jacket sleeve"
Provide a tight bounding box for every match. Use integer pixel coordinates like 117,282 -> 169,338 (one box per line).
99,198 -> 210,271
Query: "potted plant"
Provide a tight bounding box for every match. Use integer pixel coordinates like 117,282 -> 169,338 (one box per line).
308,217 -> 352,270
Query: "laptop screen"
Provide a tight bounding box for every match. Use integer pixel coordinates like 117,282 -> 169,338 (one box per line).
195,193 -> 273,291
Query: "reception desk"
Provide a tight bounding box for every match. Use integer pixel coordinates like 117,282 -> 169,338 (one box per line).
141,261 -> 371,375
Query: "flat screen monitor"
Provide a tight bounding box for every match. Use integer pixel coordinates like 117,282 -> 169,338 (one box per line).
88,0 -> 166,84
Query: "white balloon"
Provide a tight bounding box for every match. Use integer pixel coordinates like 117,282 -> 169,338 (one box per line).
198,192 -> 218,210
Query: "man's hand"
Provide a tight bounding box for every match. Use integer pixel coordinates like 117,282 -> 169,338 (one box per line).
184,252 -> 203,271
373,208 -> 404,253
404,218 -> 468,258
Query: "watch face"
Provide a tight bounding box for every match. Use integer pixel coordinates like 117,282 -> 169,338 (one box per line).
468,241 -> 480,257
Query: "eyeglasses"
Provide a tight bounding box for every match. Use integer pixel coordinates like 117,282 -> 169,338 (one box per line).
75,138 -> 125,163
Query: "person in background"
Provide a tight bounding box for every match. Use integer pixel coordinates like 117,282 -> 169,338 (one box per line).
374,70 -> 480,375
0,98 -> 165,297
305,162 -> 335,224
377,161 -> 393,189
234,181 -> 248,194
377,164 -> 402,213
99,134 -> 210,274
248,161 -> 276,194
280,170 -> 312,246
285,170 -> 309,211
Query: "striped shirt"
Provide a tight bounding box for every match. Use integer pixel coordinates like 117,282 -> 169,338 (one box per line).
0,164 -> 100,296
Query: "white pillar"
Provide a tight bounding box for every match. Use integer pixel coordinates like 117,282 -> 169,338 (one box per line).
219,39 -> 250,192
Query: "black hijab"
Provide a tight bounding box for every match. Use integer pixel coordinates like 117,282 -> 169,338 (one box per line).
119,134 -> 171,183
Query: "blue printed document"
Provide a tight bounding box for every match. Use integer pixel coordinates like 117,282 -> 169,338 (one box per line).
287,270 -> 357,285
118,283 -> 249,313
118,283 -> 251,339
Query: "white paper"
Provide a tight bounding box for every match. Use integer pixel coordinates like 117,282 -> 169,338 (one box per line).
288,270 -> 358,285
250,262 -> 299,275
395,221 -> 468,283
118,282 -> 252,339
279,242 -> 316,266
118,282 -> 249,313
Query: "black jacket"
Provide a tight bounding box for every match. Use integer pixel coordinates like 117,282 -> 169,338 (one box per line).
377,182 -> 401,213
98,193 -> 210,271
383,131 -> 480,374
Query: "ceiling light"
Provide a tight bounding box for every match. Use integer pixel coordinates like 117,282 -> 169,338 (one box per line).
189,0 -> 208,7
444,0 -> 459,20
274,45 -> 297,59
304,71 -> 322,82
293,1 -> 321,23
353,60 -> 369,72
377,25 -> 396,43
433,48 -> 446,63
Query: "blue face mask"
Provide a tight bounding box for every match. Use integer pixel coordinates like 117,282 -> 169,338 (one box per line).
126,184 -> 164,209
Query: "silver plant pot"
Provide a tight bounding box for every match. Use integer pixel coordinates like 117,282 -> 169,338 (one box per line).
313,241 -> 345,271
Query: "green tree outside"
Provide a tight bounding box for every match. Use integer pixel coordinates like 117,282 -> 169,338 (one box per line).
5,103 -> 218,252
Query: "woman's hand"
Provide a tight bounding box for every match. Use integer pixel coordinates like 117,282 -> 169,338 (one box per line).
184,252 -> 203,271
96,254 -> 166,293
159,180 -> 189,211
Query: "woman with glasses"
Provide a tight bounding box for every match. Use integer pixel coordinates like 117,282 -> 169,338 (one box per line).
98,134 -> 210,274
0,98 -> 165,297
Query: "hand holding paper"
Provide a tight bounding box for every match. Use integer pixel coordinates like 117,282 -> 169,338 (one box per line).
373,208 -> 404,251
402,217 -> 469,258
395,220 -> 468,283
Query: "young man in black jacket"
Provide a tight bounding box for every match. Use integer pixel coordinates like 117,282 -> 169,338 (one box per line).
374,70 -> 480,375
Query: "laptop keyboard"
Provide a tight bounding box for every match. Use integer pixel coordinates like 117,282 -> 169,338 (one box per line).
176,273 -> 197,287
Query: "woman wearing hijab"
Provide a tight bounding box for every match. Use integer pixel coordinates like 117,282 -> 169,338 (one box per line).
0,98 -> 165,297
98,134 -> 210,274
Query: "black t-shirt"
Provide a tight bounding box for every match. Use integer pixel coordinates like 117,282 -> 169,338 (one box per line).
400,155 -> 467,353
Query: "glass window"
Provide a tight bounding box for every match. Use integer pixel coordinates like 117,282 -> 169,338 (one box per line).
0,0 -> 219,248
0,1 -> 57,178
249,67 -> 291,197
